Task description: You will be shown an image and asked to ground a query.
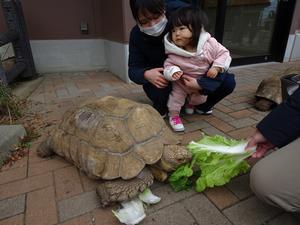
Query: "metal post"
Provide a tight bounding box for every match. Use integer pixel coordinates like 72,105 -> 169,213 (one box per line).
0,0 -> 37,82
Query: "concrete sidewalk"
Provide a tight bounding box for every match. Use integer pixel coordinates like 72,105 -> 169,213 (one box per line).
0,61 -> 300,225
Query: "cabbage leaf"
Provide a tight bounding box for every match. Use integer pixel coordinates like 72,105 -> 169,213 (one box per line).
169,135 -> 253,192
112,198 -> 146,225
138,188 -> 161,204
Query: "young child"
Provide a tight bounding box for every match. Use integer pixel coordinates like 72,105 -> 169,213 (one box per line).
164,6 -> 232,132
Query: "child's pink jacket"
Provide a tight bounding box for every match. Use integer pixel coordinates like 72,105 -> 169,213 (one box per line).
163,30 -> 231,81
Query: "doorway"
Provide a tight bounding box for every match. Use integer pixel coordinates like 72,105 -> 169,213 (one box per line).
188,0 -> 296,66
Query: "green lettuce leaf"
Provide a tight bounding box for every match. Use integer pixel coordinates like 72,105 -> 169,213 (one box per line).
168,159 -> 194,192
169,135 -> 252,192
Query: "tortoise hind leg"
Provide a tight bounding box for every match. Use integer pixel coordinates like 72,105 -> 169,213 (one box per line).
37,138 -> 54,158
96,168 -> 153,207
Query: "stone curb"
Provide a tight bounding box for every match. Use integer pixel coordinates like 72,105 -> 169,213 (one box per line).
0,125 -> 26,166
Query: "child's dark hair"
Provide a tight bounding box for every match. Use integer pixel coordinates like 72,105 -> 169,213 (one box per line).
130,0 -> 165,23
169,6 -> 208,47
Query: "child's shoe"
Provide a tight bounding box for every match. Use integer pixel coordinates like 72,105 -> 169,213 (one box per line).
195,107 -> 213,115
169,115 -> 185,132
185,104 -> 195,115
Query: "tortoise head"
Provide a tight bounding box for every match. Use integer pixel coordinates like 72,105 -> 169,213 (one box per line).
158,145 -> 192,172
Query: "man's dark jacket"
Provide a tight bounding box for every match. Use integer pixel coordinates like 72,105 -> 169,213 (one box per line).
257,87 -> 300,147
128,0 -> 189,85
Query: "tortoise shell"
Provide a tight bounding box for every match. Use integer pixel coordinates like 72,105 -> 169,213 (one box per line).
49,96 -> 179,180
255,75 -> 282,105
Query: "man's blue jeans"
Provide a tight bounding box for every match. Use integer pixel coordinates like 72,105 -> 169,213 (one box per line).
196,73 -> 236,111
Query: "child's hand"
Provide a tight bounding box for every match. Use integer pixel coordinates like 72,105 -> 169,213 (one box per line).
172,71 -> 183,80
144,68 -> 169,88
207,67 -> 221,78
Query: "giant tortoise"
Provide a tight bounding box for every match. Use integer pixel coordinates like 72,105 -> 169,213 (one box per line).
255,65 -> 300,111
37,96 -> 192,206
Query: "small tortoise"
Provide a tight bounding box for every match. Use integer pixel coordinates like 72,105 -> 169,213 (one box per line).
255,65 -> 300,111
37,96 -> 192,206
255,75 -> 282,111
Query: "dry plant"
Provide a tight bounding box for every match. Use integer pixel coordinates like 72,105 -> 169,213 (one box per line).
0,81 -> 21,124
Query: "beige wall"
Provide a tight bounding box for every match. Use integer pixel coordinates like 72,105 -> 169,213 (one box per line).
1,0 -> 103,39
99,0 -> 135,43
290,0 -> 300,34
100,0 -> 125,43
123,0 -> 136,43
0,0 -> 135,43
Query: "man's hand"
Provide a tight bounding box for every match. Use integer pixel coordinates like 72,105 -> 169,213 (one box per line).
144,68 -> 169,88
172,71 -> 183,80
207,67 -> 221,78
245,129 -> 276,158
181,75 -> 201,93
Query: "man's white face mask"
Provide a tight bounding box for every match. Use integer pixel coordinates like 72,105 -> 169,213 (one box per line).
138,16 -> 168,37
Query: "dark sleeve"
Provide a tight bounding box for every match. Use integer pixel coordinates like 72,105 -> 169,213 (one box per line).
257,87 -> 300,147
128,28 -> 149,85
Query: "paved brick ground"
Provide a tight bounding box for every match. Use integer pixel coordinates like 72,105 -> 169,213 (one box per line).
1,61 -> 300,225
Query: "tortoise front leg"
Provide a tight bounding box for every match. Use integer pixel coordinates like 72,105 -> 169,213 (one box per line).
37,137 -> 55,158
148,165 -> 168,182
96,168 -> 153,207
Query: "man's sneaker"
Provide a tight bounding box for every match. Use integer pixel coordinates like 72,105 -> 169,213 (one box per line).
169,115 -> 185,132
185,104 -> 195,115
195,108 -> 213,115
